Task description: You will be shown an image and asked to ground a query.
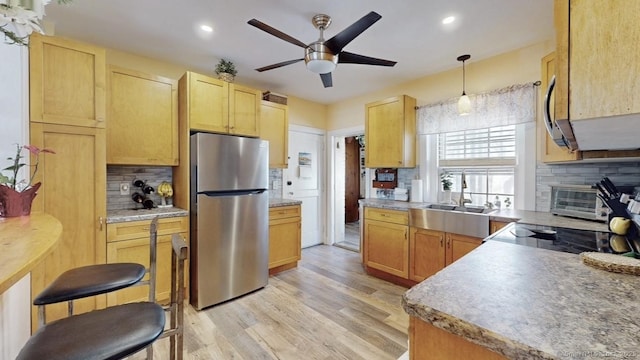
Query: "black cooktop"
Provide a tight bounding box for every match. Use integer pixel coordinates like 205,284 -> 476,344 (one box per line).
486,222 -> 640,255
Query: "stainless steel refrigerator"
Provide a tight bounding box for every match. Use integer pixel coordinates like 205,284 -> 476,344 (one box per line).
190,132 -> 269,310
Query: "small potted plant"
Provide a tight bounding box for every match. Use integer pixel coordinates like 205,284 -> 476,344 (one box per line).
440,171 -> 453,204
215,59 -> 237,82
0,144 -> 55,217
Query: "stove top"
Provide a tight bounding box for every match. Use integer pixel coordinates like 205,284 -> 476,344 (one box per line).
486,222 -> 639,255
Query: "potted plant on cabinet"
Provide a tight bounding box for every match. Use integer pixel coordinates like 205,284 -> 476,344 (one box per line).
440,171 -> 453,204
215,59 -> 237,82
0,144 -> 55,217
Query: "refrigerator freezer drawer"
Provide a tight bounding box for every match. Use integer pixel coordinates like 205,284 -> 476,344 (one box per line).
190,191 -> 268,309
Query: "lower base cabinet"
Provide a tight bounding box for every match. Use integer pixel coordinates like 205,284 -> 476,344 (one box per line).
363,208 -> 409,279
269,205 -> 301,275
410,317 -> 508,360
409,228 -> 483,282
106,216 -> 188,305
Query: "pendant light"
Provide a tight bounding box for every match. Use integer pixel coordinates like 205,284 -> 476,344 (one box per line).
457,54 -> 471,116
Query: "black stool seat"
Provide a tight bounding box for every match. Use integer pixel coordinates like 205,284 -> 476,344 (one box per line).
17,301 -> 165,360
34,263 -> 146,305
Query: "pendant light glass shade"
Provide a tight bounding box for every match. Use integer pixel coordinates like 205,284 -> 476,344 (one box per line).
457,93 -> 471,115
457,54 -> 471,116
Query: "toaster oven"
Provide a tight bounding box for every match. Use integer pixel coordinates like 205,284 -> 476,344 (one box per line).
550,184 -> 608,222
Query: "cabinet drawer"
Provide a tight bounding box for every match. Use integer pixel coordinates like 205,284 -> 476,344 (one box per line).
107,216 -> 189,243
269,205 -> 301,220
364,207 -> 408,225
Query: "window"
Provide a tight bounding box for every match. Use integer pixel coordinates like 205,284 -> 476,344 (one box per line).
438,125 -> 515,208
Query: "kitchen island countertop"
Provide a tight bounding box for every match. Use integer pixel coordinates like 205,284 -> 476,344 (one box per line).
402,240 -> 640,359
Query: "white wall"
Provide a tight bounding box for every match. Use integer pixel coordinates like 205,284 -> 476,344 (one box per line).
0,41 -> 31,360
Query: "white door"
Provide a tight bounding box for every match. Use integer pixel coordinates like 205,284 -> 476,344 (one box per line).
284,129 -> 324,248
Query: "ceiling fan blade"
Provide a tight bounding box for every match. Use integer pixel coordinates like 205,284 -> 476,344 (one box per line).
320,73 -> 333,88
324,11 -> 382,53
338,51 -> 397,67
256,58 -> 304,72
248,19 -> 308,48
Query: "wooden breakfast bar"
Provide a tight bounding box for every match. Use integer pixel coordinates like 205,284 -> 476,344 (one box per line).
0,213 -> 62,359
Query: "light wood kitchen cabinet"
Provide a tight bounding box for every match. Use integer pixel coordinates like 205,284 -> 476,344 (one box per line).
365,95 -> 416,168
107,66 -> 178,165
260,100 -> 289,168
409,228 -> 483,282
489,220 -> 510,234
29,123 -> 106,326
410,317 -> 508,360
106,216 -> 188,305
363,207 -> 409,279
539,52 -> 580,163
409,228 -> 445,282
446,233 -> 483,265
179,71 -> 261,137
29,33 -> 106,128
556,0 -> 640,123
268,205 -> 301,275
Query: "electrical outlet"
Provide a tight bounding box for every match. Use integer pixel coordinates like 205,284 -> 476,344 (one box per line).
119,182 -> 130,195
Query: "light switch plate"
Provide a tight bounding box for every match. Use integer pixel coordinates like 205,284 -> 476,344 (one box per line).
120,182 -> 130,195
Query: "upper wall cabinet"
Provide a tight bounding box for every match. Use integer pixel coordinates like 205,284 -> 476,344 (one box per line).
259,100 -> 289,168
179,72 -> 261,137
107,66 -> 178,165
29,33 -> 106,128
365,95 -> 416,168
556,0 -> 640,122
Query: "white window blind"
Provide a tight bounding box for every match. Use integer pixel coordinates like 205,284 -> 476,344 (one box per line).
438,125 -> 516,167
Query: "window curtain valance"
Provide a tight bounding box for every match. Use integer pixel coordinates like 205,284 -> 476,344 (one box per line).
417,82 -> 538,135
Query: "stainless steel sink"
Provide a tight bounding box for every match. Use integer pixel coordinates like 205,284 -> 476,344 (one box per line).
411,205 -> 494,238
426,204 -> 496,214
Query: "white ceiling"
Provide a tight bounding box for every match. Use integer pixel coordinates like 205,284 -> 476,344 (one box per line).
44,0 -> 554,105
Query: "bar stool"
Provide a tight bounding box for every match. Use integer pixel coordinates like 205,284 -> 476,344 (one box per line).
32,217 -> 161,327
17,222 -> 189,359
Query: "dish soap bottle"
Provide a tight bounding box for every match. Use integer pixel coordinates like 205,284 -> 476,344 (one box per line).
494,195 -> 501,209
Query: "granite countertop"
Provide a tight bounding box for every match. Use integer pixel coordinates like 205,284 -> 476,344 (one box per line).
107,207 -> 188,223
402,241 -> 640,360
359,199 -> 609,232
269,198 -> 302,207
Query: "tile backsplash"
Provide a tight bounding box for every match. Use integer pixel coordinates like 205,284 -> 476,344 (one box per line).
107,166 -> 173,211
535,161 -> 640,212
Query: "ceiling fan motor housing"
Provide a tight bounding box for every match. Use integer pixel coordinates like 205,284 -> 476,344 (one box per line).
305,41 -> 338,73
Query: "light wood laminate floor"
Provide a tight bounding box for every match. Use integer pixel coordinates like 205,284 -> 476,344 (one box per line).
130,245 -> 409,359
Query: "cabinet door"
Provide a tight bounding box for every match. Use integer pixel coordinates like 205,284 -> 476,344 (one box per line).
539,52 -> 579,163
29,33 -> 106,128
445,233 -> 482,266
410,228 -> 446,282
107,66 -> 178,165
364,219 -> 409,278
187,72 -> 229,132
229,83 -> 261,137
260,101 -> 289,168
569,0 -> 640,121
489,221 -> 510,235
106,234 -> 175,305
29,123 -> 107,325
366,96 -> 404,167
268,215 -> 301,269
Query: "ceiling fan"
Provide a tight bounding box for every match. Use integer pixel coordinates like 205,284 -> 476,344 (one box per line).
247,11 -> 397,88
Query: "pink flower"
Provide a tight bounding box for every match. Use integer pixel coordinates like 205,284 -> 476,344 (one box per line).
0,144 -> 55,192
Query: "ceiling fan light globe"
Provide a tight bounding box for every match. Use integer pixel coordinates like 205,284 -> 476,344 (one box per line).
306,59 -> 337,74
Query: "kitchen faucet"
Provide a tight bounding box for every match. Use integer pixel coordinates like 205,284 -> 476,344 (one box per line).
459,172 -> 472,206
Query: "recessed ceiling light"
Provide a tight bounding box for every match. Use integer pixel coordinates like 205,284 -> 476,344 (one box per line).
201,25 -> 213,32
442,16 -> 455,24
